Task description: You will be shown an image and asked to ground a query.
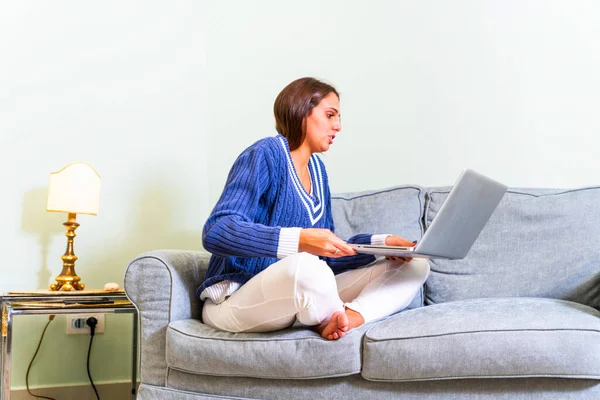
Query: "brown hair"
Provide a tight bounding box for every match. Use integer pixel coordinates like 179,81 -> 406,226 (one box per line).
274,77 -> 339,151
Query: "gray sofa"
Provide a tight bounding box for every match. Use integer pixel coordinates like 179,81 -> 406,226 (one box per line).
125,184 -> 600,400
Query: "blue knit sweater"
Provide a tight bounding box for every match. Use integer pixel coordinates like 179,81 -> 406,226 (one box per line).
197,135 -> 377,299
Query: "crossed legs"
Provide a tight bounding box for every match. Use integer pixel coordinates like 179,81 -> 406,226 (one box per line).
202,253 -> 430,339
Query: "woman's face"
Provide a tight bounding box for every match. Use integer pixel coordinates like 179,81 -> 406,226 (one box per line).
303,92 -> 341,153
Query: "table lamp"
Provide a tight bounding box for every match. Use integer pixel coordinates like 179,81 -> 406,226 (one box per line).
46,162 -> 101,291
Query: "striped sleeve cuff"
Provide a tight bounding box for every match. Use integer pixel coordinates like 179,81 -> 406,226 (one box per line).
277,227 -> 302,259
371,234 -> 391,246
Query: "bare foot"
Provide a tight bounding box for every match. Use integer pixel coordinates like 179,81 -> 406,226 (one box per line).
345,307 -> 365,330
315,311 -> 349,340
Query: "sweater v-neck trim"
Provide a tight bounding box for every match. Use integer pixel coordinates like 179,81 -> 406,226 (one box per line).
277,135 -> 324,225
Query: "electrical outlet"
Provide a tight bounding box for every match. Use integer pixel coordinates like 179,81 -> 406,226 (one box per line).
66,314 -> 105,334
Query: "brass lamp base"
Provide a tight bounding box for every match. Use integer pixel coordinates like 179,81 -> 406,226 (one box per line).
49,277 -> 85,292
49,213 -> 86,291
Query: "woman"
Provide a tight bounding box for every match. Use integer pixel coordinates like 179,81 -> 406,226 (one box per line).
198,77 -> 429,340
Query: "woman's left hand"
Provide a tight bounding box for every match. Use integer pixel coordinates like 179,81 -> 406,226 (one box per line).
384,235 -> 416,264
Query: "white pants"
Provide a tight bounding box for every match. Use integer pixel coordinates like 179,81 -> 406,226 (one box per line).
202,252 -> 430,333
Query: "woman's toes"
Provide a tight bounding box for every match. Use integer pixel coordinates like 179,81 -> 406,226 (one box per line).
337,311 -> 349,331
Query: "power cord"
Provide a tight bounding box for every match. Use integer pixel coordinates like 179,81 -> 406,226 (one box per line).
26,315 -> 57,400
86,317 -> 100,400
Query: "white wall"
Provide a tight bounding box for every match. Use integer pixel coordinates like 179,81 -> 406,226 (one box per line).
0,1 -> 209,388
205,0 -> 600,195
2,0 -> 599,389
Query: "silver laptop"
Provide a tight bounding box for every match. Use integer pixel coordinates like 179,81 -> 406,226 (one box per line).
349,169 -> 507,259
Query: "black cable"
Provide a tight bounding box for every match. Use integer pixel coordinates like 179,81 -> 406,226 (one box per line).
26,315 -> 56,400
86,317 -> 100,400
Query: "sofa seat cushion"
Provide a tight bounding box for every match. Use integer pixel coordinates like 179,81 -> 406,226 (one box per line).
362,297 -> 600,382
166,319 -> 368,379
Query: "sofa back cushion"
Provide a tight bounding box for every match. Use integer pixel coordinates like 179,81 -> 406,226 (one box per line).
331,185 -> 426,242
332,186 -> 427,310
424,186 -> 600,308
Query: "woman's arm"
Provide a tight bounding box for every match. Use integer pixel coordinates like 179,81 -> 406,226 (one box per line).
202,146 -> 282,258
308,159 -> 379,271
320,232 -> 378,273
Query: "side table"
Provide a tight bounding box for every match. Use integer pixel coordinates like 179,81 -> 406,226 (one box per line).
1,290 -> 138,400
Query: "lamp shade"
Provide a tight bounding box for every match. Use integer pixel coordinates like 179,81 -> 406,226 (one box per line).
46,162 -> 101,215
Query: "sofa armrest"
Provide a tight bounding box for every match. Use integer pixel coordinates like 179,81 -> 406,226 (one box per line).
124,249 -> 211,387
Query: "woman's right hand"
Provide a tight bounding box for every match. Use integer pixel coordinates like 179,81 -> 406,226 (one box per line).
298,228 -> 357,258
